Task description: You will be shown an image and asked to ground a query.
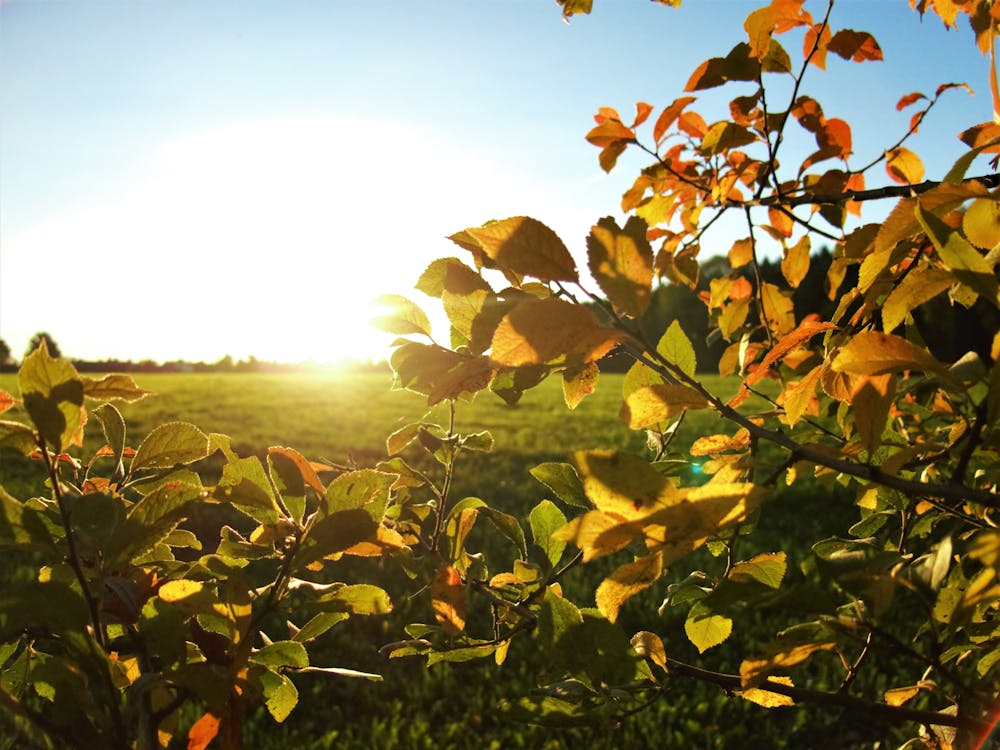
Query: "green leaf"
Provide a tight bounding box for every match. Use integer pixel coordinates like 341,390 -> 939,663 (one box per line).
215,456 -> 280,523
371,294 -> 433,337
0,420 -> 37,456
313,583 -> 391,616
586,215 -> 654,318
530,500 -> 568,568
729,552 -> 787,589
292,666 -> 383,681
295,509 -> 378,569
80,374 -> 151,402
916,201 -> 1000,306
657,320 -> 697,377
92,403 -> 127,475
685,600 -> 733,653
323,469 -> 395,519
251,641 -> 309,669
0,582 -> 89,641
259,669 -> 298,723
479,507 -> 527,559
426,644 -> 498,666
0,486 -> 54,547
19,342 -> 83,451
292,612 -> 349,643
529,462 -> 590,509
131,422 -> 210,471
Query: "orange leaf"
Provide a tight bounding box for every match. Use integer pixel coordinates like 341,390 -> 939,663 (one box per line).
803,22 -> 831,69
767,206 -> 794,237
187,712 -> 221,750
632,101 -> 654,128
463,216 -> 578,283
0,390 -> 16,415
744,6 -> 776,59
585,118 -> 635,148
896,91 -> 927,111
827,29 -> 883,62
431,564 -> 466,636
745,319 -> 836,387
653,96 -> 697,143
819,118 -> 852,159
490,298 -> 624,367
678,110 -> 708,139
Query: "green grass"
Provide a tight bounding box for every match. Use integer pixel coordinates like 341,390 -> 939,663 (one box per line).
0,371 -> 890,749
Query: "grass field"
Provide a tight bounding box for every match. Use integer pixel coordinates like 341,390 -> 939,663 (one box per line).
0,371 -> 886,749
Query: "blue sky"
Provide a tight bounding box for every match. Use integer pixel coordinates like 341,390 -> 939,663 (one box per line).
0,0 -> 991,363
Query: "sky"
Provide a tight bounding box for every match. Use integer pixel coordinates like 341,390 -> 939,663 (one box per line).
0,0 -> 993,365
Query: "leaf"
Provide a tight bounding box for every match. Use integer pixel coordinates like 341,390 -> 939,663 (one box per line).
827,29 -> 883,62
740,627 -> 838,686
18,341 -> 84,451
431,564 -> 466,636
131,422 -> 210,471
295,509 -> 379,569
653,96 -> 697,143
685,601 -> 733,653
738,676 -> 795,708
323,469 -> 395,518
586,216 -> 654,317
886,147 -> 924,185
964,197 -> 1000,250
370,294 -> 433,337
490,298 -> 624,366
700,121 -> 757,155
596,552 -> 664,622
620,384 -> 708,429
292,612 -> 350,643
315,584 -> 391,615
571,450 -> 678,519
0,420 -> 37,456
781,235 -> 810,288
630,631 -> 668,671
885,684 -> 924,707
80,374 -> 150,403
0,581 -> 89,641
530,462 -> 590,509
557,0 -> 592,19
530,500 -> 568,568
729,552 -> 787,588
460,217 -> 578,283
831,330 -> 950,379
657,320 -> 696,377
562,362 -> 599,410
187,712 -> 221,750
293,666 -> 383,681
759,282 -> 796,335
882,265 -> 954,332
728,237 -> 753,268
251,641 -> 309,669
915,202 -> 1000,306
745,319 -> 836,387
259,669 -> 298,723
479,507 -> 527,559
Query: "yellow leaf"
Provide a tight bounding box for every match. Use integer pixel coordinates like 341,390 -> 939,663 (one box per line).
371,294 -> 433,337
963,197 -> 1000,250
596,551 -> 664,622
746,319 -> 836,387
728,237 -> 754,268
685,602 -> 732,653
571,450 -> 679,520
586,216 -> 654,318
690,431 -> 750,456
781,235 -> 811,288
739,676 -> 796,708
886,147 -> 924,184
831,330 -> 950,379
552,510 -> 639,562
630,631 -> 668,671
431,564 -> 466,636
620,383 -> 709,429
462,216 -> 579,283
490,298 -> 624,366
850,374 -> 895,455
759,282 -> 796,335
563,362 -> 600,410
657,320 -> 697,377
741,639 -> 837,686
881,265 -> 953,332
884,684 -> 923,707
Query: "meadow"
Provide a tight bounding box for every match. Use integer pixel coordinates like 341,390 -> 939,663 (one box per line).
0,372 -> 876,749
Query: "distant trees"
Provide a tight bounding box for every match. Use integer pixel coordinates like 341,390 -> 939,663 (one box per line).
26,331 -> 61,360
0,339 -> 12,371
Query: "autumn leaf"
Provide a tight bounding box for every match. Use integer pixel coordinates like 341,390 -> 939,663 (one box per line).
827,29 -> 883,62
459,216 -> 579,283
431,564 -> 466,636
620,383 -> 709,429
685,601 -> 732,653
571,450 -> 679,520
586,216 -> 654,318
885,147 -> 924,184
831,331 -> 949,379
371,294 -> 433,337
490,298 -> 624,367
745,319 -> 836,387
631,631 -> 668,671
596,551 -> 664,622
738,676 -> 796,708
563,362 -> 600,410
781,235 -> 811,288
187,712 -> 221,750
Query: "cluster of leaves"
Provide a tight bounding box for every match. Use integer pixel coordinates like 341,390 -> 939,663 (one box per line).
0,342 -> 415,749
372,1 -> 1000,747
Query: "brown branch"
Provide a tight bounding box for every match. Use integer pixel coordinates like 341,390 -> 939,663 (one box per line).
662,656 -> 989,734
747,173 -> 1000,209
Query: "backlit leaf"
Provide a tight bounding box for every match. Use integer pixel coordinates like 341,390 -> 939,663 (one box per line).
886,147 -> 924,185
630,631 -> 668,671
461,217 -> 578,283
295,509 -> 379,569
745,319 -> 836,387
259,669 -> 298,723
831,331 -> 949,378
729,552 -> 787,589
728,237 -> 753,268
131,422 -> 210,471
596,551 -> 664,622
915,202 -> 1000,305
490,298 -> 624,366
187,713 -> 220,750
81,374 -> 150,403
738,676 -> 795,707
530,462 -> 590,509
371,294 -> 433,337
882,265 -> 953,332
431,564 -> 466,636
586,216 -> 654,317
827,29 -> 883,62
653,96 -> 697,143
685,601 -> 732,653
657,320 -> 697,378
620,383 -> 708,429
740,632 -> 837,686
759,282 -> 796,335
18,341 -> 84,451
571,450 -> 678,520
781,235 -> 810,288
963,197 -> 1000,250
0,420 -> 37,456
530,500 -> 568,568
562,361 -> 599,410
323,469 -> 395,518
251,640 -> 309,669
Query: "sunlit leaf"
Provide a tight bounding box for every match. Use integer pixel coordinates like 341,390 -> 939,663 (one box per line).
963,197 -> 1000,250
18,341 -> 84,451
885,147 -> 924,185
729,552 -> 787,589
371,294 -> 433,337
562,361 -> 599,410
490,298 -> 624,366
530,500 -> 568,568
827,29 -> 883,62
431,564 -> 466,636
131,422 -> 210,471
80,374 -> 150,403
530,462 -> 590,509
187,713 -> 221,750
781,235 -> 810,288
630,631 -> 668,671
685,600 -> 732,653
596,551 -> 663,622
259,669 -> 298,723
620,383 -> 708,429
881,265 -> 953,332
586,216 -> 654,317
571,450 -> 679,519
738,676 -> 795,707
831,331 -> 949,378
459,217 -> 578,283
657,320 -> 697,378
